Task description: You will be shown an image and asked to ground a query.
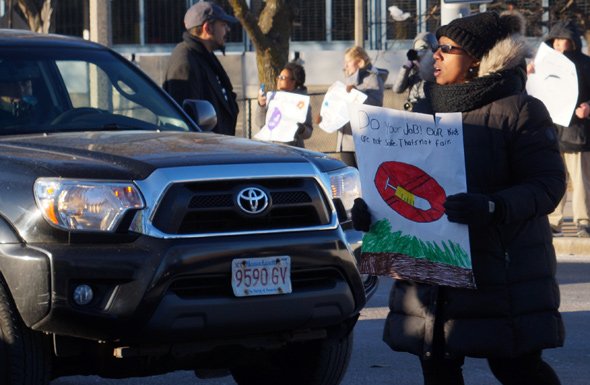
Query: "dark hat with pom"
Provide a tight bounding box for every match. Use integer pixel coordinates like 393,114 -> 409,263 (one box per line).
436,11 -> 524,59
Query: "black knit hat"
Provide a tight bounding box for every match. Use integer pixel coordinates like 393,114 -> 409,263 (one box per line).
436,11 -> 523,59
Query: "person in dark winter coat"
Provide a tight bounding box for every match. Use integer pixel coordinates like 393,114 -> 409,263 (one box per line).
254,62 -> 313,148
163,1 -> 239,136
393,31 -> 437,112
535,20 -> 590,238
352,11 -> 566,385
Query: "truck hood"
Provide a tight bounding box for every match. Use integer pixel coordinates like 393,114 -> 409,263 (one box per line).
0,131 -> 339,180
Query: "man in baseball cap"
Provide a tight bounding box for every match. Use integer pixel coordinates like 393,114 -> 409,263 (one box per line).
184,0 -> 238,30
163,1 -> 239,136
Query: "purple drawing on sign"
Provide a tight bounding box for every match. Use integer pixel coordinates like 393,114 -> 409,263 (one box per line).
268,108 -> 282,130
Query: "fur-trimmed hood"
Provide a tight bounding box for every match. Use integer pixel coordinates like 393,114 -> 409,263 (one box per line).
478,33 -> 531,77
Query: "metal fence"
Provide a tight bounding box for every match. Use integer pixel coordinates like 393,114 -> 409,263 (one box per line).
11,0 -> 586,47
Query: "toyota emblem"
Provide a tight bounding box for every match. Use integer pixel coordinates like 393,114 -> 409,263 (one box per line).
236,187 -> 269,215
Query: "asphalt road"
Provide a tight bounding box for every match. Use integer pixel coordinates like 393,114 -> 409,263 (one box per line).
52,254 -> 590,385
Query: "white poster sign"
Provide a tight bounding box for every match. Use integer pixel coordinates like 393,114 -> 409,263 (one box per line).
255,91 -> 310,142
526,42 -> 578,127
350,104 -> 475,288
318,81 -> 368,133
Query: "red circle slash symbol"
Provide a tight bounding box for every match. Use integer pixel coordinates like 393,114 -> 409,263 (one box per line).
374,161 -> 446,223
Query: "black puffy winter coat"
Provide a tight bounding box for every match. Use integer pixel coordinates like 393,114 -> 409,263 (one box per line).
383,34 -> 566,359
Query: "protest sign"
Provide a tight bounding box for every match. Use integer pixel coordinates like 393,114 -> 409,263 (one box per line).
255,91 -> 310,142
526,42 -> 578,127
318,81 -> 368,133
350,104 -> 475,289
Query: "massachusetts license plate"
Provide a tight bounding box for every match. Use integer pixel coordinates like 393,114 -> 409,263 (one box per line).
231,256 -> 292,297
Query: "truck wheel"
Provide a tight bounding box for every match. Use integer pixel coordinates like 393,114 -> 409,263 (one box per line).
0,278 -> 50,385
230,331 -> 353,385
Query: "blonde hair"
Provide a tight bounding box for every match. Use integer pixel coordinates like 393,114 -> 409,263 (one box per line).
345,46 -> 371,68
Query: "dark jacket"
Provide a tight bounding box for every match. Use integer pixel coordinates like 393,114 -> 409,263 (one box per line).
383,34 -> 566,359
254,87 -> 313,148
544,21 -> 590,152
163,32 -> 239,136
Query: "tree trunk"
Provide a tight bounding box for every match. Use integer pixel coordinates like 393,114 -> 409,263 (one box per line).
228,0 -> 292,90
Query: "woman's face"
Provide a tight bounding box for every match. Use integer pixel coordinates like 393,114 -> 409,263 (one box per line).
277,69 -> 296,91
343,54 -> 362,77
432,36 -> 478,85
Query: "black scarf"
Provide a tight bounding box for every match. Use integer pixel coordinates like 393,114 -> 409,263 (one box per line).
424,66 -> 526,113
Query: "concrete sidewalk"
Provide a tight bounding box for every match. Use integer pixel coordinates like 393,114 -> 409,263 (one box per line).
552,191 -> 590,255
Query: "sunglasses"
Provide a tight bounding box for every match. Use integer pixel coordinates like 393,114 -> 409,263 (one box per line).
432,44 -> 466,54
277,75 -> 293,81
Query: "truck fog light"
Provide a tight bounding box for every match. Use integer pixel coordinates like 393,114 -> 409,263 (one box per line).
73,284 -> 94,305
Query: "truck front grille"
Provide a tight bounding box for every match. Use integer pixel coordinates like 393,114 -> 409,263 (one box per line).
151,178 -> 332,234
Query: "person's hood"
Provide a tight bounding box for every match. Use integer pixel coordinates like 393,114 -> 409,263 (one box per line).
545,20 -> 582,53
478,32 -> 531,77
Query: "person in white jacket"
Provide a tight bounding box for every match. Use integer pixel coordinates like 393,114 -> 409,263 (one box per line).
336,46 -> 386,163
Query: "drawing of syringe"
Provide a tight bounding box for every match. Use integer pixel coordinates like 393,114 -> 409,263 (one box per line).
384,177 -> 431,211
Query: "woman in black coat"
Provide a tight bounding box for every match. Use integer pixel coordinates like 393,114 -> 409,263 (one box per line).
353,11 -> 566,385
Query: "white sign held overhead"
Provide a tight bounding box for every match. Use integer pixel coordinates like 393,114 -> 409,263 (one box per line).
526,42 -> 578,127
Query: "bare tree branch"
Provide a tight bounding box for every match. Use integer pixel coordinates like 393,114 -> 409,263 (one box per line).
17,0 -> 55,33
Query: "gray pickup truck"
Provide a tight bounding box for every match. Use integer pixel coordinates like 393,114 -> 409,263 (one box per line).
0,29 -> 368,385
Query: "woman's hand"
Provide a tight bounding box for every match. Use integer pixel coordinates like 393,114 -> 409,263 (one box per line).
257,89 -> 267,107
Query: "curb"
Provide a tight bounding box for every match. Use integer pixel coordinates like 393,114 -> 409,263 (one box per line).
553,237 -> 590,256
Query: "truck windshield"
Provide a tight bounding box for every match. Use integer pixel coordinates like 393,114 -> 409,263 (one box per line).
0,47 -> 195,135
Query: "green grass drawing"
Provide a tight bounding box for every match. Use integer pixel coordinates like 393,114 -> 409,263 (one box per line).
362,218 -> 471,269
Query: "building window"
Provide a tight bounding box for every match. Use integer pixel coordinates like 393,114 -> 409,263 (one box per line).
145,0 -> 186,44
292,0 -> 326,41
112,0 -> 140,44
332,0 -> 367,41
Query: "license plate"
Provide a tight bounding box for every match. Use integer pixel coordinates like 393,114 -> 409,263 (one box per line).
231,256 -> 292,297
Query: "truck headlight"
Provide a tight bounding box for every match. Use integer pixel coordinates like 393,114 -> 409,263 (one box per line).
34,178 -> 145,232
327,167 -> 362,219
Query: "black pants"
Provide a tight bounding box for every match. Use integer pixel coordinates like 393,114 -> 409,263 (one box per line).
419,350 -> 561,385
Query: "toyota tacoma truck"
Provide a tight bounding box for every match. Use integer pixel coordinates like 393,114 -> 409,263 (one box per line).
0,29 -> 367,385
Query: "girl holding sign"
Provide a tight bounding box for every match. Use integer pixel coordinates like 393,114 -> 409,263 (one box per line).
353,11 -> 565,385
254,62 -> 313,148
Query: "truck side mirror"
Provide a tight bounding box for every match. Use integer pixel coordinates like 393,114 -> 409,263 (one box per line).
182,99 -> 217,132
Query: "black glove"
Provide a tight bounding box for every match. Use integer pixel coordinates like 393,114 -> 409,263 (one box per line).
351,198 -> 371,232
406,49 -> 418,61
296,123 -> 305,135
443,193 -> 502,227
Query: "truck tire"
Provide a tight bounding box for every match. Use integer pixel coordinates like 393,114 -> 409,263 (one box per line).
230,331 -> 353,385
0,277 -> 50,385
